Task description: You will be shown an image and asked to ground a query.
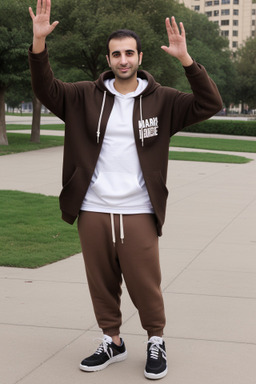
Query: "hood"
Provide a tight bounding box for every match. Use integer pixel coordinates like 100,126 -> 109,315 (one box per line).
94,70 -> 160,146
94,69 -> 161,97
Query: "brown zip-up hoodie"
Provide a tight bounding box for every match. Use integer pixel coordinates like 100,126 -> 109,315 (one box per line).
28,46 -> 222,236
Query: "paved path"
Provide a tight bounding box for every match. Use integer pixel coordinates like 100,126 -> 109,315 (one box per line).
1,134 -> 256,383
6,115 -> 64,125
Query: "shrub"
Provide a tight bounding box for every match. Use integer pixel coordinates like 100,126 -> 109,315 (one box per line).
184,120 -> 256,137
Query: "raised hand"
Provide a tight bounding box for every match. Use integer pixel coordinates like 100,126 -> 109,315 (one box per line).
29,0 -> 59,52
161,17 -> 193,67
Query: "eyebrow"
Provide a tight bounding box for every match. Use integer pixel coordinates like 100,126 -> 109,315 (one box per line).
111,49 -> 135,56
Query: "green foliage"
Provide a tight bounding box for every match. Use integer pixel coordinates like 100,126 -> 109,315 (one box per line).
234,38 -> 256,108
0,0 -> 32,89
5,82 -> 32,110
170,135 -> 256,153
50,0 -> 169,81
0,0 -> 33,144
0,0 -> 238,114
0,191 -> 81,268
184,119 -> 256,137
48,0 -> 233,96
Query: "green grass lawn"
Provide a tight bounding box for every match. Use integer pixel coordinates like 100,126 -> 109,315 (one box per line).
0,133 -> 64,156
0,190 -> 81,268
6,124 -> 65,131
169,151 -> 252,163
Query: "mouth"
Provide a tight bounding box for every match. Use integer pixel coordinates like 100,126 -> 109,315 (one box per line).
119,67 -> 130,73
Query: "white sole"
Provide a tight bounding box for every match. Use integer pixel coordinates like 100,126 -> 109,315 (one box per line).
144,366 -> 168,380
80,350 -> 128,372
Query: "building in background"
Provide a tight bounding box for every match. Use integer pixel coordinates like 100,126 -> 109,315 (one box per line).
177,0 -> 256,50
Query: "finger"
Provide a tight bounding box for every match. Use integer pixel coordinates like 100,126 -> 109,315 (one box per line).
161,45 -> 169,53
28,7 -> 35,20
50,20 -> 59,31
42,0 -> 47,13
165,17 -> 173,35
170,16 -> 180,34
165,17 -> 174,45
180,22 -> 186,38
36,0 -> 42,15
45,0 -> 51,16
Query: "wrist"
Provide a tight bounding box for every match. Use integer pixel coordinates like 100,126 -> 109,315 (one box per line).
178,54 -> 193,67
32,37 -> 46,54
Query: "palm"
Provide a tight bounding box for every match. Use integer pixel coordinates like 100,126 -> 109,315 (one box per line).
33,13 -> 52,39
161,17 -> 188,59
29,0 -> 58,39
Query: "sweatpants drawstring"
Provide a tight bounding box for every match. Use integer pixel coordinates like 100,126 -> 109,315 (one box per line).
110,213 -> 124,245
120,214 -> 124,244
110,213 -> 116,245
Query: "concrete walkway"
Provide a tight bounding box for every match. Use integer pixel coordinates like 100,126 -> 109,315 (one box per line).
5,114 -> 64,125
1,139 -> 256,383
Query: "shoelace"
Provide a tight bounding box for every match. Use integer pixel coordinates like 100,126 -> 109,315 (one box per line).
94,338 -> 112,359
148,342 -> 166,361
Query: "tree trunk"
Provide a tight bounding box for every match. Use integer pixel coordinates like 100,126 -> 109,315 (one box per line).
30,95 -> 42,143
0,87 -> 8,145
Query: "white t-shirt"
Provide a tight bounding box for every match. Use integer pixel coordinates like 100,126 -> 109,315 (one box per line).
80,78 -> 154,214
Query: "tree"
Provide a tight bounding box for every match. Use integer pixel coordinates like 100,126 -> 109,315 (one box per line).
47,0 -> 233,107
0,0 -> 31,145
5,88 -> 24,112
30,96 -> 42,144
234,37 -> 256,109
49,0 -> 165,81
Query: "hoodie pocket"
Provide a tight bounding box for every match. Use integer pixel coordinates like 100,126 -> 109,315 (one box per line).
90,171 -> 147,206
59,167 -> 88,216
143,170 -> 168,219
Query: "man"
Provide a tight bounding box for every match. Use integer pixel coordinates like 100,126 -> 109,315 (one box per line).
29,0 -> 222,380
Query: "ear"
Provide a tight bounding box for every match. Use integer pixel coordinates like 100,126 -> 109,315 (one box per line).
139,52 -> 143,66
106,55 -> 111,68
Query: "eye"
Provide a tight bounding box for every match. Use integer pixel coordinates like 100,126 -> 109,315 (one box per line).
112,52 -> 120,58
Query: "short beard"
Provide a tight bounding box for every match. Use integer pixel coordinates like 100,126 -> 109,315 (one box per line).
110,62 -> 140,81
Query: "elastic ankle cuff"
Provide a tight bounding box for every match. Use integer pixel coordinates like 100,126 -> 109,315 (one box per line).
102,328 -> 120,337
148,331 -> 164,338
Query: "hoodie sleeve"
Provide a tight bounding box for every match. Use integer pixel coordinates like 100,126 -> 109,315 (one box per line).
170,60 -> 222,136
28,45 -> 80,121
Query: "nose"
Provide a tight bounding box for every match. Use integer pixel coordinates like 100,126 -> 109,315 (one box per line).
120,53 -> 128,66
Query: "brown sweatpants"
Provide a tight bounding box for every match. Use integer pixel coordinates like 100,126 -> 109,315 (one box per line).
78,211 -> 166,338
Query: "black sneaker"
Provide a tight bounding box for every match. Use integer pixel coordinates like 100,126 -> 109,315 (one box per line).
79,335 -> 127,372
144,336 -> 168,380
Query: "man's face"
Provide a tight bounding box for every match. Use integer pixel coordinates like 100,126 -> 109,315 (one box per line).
106,37 -> 143,81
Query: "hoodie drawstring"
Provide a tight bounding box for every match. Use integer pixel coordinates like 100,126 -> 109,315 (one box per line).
97,91 -> 144,147
110,213 -> 124,246
97,91 -> 107,144
139,95 -> 144,147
